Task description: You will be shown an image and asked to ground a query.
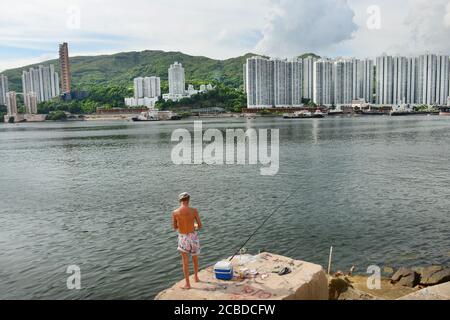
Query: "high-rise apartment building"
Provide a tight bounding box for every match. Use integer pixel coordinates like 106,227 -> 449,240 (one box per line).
417,54 -> 437,105
134,77 -> 144,99
22,65 -> 60,103
362,59 -> 375,103
333,59 -> 353,105
5,91 -> 18,115
272,58 -> 290,107
243,64 -> 247,93
393,56 -> 408,104
313,59 -> 334,106
302,56 -> 316,101
416,54 -> 450,106
128,76 -> 161,107
0,74 -> 9,105
168,62 -> 186,95
59,42 -> 71,94
24,92 -> 38,114
291,58 -> 303,106
436,55 -> 449,106
245,53 -> 448,108
245,56 -> 303,108
376,55 -> 394,105
144,76 -> 161,98
246,56 -> 274,108
352,59 -> 362,100
405,57 -> 418,104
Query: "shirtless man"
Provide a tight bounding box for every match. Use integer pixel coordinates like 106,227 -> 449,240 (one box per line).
172,192 -> 203,289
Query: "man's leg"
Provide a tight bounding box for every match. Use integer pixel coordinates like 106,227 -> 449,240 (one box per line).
193,255 -> 200,282
180,252 -> 191,289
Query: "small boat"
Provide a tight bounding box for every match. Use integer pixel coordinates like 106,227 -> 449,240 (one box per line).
312,109 -> 325,118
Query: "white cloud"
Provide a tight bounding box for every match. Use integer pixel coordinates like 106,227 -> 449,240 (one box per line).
343,0 -> 411,58
1,0 -> 450,72
400,0 -> 450,54
255,0 -> 358,57
0,0 -> 268,61
444,2 -> 450,27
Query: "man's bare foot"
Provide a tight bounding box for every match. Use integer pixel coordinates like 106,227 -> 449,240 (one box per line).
194,276 -> 201,283
180,283 -> 191,290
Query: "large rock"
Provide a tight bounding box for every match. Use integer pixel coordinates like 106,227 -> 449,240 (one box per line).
337,287 -> 383,300
398,282 -> 450,300
391,268 -> 420,288
419,266 -> 450,286
155,253 -> 329,300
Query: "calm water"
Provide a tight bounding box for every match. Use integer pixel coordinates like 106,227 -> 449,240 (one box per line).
0,116 -> 449,299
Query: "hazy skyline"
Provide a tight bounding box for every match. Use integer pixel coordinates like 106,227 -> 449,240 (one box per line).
1,0 -> 450,72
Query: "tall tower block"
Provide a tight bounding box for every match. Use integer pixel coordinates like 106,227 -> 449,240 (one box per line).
59,42 -> 71,94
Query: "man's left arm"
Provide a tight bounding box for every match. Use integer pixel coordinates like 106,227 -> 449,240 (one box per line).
172,212 -> 178,231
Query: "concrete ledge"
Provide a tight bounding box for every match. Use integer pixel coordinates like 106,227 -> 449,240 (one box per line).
155,252 -> 328,300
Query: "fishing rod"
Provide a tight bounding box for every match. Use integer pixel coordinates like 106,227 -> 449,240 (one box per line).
229,185 -> 303,261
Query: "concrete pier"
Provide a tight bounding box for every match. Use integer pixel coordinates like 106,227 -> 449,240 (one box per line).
3,114 -> 46,123
155,252 -> 329,300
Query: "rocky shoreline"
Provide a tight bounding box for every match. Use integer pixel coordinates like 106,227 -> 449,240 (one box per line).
329,265 -> 450,300
156,252 -> 449,300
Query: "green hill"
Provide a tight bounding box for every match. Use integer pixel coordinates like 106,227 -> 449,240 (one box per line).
298,53 -> 321,59
2,50 -> 259,92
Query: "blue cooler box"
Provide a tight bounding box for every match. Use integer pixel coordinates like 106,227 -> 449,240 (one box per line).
214,261 -> 234,281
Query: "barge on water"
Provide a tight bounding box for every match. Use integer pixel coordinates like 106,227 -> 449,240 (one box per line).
283,110 -> 313,119
131,110 -> 182,122
390,111 -> 439,116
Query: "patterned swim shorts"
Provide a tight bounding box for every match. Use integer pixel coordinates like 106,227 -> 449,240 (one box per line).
178,232 -> 201,256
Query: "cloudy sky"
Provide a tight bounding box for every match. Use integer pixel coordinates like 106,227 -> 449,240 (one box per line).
0,0 -> 450,71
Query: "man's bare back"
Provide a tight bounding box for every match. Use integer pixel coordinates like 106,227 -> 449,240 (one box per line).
172,207 -> 202,234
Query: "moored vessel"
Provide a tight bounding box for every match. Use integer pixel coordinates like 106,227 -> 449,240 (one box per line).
328,108 -> 344,116
283,110 -> 313,119
312,109 -> 325,118
131,111 -> 159,122
439,107 -> 450,116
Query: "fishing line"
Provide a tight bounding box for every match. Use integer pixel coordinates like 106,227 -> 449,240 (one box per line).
229,184 -> 303,261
